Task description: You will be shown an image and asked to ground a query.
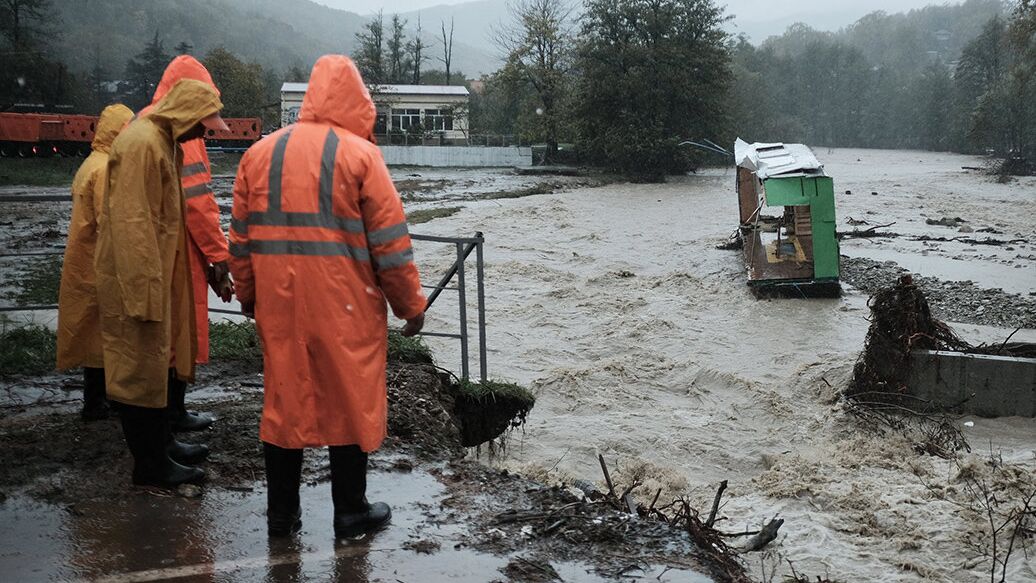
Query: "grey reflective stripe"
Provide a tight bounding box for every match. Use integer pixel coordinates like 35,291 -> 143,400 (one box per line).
373,247 -> 414,271
229,242 -> 250,257
184,183 -> 213,198
248,239 -> 370,260
318,128 -> 339,216
248,211 -> 363,232
182,162 -> 207,177
230,217 -> 248,235
367,221 -> 409,246
267,130 -> 293,212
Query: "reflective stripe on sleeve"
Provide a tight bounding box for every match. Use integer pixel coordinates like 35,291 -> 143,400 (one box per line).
229,242 -> 250,257
366,222 -> 409,246
184,183 -> 213,198
182,162 -> 207,177
373,247 -> 414,271
230,217 -> 248,235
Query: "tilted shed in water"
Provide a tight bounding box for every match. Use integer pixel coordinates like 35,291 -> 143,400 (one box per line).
734,139 -> 840,295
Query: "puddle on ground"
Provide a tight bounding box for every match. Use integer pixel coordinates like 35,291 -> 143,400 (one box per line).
0,463 -> 709,582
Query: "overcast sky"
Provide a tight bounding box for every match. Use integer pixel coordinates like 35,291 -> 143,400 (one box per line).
332,0 -> 946,18
326,0 -> 955,40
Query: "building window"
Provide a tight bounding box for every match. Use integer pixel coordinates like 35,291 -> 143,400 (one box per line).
424,108 -> 454,131
390,108 -> 421,131
374,113 -> 387,135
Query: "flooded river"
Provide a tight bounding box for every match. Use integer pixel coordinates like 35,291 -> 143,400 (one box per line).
412,149 -> 1036,581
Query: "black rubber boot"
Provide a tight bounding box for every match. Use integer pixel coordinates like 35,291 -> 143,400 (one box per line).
330,445 -> 390,538
167,438 -> 209,465
264,442 -> 303,537
168,370 -> 213,432
81,367 -> 110,421
120,403 -> 205,488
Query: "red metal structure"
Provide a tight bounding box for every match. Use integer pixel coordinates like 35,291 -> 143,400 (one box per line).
0,112 -> 261,156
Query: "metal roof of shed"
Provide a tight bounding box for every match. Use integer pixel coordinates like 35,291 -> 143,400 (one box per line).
734,138 -> 826,179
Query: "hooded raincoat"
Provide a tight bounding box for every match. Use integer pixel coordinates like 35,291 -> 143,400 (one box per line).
139,55 -> 230,364
95,79 -> 224,408
229,55 -> 426,451
56,103 -> 135,370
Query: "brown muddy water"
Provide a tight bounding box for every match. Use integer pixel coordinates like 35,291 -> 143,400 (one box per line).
411,149 -> 1036,581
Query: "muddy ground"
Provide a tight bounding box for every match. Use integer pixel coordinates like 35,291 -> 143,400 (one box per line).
0,356 -> 729,581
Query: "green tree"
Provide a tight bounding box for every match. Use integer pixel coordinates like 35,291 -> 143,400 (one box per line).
203,47 -> 266,118
353,10 -> 385,86
0,0 -> 75,106
495,0 -> 574,161
576,0 -> 731,181
124,31 -> 170,109
175,40 -> 193,55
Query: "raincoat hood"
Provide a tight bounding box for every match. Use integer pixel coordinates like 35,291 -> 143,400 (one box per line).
151,55 -> 218,105
149,79 -> 224,141
299,55 -> 375,137
91,104 -> 133,153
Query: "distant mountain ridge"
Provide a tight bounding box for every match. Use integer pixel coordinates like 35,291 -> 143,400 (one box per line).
50,0 -> 500,79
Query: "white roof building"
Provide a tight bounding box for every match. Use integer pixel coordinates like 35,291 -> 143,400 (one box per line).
280,83 -> 470,140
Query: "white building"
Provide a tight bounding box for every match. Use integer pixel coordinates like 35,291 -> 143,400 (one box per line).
280,82 -> 469,140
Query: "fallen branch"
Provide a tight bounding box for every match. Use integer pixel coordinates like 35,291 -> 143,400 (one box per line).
706,480 -> 728,528
742,517 -> 784,552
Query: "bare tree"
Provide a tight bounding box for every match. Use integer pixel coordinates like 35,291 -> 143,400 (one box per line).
439,17 -> 455,85
494,0 -> 574,161
408,13 -> 428,84
387,14 -> 408,84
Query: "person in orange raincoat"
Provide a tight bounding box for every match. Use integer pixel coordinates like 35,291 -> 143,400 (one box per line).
96,79 -> 228,489
56,103 -> 134,421
229,55 -> 426,538
139,55 -> 233,433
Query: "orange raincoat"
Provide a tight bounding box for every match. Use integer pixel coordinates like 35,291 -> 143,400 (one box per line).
95,79 -> 224,408
229,55 -> 426,451
56,103 -> 134,370
139,55 -> 230,364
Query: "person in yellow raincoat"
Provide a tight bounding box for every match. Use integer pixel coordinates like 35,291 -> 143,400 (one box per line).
230,55 -> 426,537
140,55 -> 234,433
56,103 -> 133,421
95,78 -> 229,489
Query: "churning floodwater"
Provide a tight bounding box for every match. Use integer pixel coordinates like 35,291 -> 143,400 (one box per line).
412,148 -> 1036,580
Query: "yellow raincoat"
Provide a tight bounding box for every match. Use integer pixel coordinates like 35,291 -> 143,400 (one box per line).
95,79 -> 224,408
56,103 -> 134,370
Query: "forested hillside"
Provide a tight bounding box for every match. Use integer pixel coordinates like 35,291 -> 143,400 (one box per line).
49,0 -> 497,80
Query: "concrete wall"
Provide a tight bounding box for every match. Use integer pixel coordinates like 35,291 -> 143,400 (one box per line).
907,349 -> 1036,417
380,145 -> 532,167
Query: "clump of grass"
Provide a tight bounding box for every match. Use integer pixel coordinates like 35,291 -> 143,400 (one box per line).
0,323 -> 57,376
451,379 -> 535,447
8,256 -> 62,305
388,329 -> 433,364
483,182 -> 557,200
0,157 -> 81,187
209,320 -> 262,362
407,206 -> 462,225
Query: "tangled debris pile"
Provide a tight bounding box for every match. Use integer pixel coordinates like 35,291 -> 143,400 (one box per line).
845,275 -> 973,457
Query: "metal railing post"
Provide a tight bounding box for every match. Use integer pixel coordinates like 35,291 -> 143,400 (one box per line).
455,242 -> 470,381
476,236 -> 487,384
